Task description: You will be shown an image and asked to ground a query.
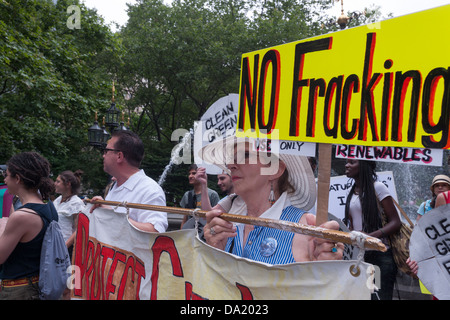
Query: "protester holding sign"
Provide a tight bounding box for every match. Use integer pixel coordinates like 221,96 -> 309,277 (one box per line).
343,159 -> 401,300
416,175 -> 450,221
0,152 -> 57,300
202,136 -> 344,264
180,164 -> 219,240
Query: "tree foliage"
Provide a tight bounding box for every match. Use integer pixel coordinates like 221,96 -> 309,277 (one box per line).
1,0 -> 385,201
116,0 -> 339,201
0,0 -> 123,194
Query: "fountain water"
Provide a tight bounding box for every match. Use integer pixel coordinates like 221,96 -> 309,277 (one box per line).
158,128 -> 193,186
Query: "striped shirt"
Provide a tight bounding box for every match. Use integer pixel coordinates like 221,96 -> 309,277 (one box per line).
225,197 -> 305,265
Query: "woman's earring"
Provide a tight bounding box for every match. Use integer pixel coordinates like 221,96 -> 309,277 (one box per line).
269,181 -> 275,206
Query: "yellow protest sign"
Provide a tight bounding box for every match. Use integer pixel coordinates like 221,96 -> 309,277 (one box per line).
236,5 -> 450,149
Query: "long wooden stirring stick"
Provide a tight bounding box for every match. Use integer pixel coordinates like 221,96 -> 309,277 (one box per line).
85,198 -> 386,252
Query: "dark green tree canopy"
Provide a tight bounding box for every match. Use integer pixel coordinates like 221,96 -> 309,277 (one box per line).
1,0 -> 394,203
0,0 -> 123,193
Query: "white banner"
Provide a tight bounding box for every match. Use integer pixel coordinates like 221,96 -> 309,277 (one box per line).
71,205 -> 374,300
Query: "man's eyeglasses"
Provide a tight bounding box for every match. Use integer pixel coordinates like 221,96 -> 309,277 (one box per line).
102,148 -> 121,155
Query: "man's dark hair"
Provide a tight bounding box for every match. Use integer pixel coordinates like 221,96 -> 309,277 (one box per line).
112,131 -> 144,168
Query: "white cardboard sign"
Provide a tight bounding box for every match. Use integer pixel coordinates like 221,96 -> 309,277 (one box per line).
410,203 -> 450,300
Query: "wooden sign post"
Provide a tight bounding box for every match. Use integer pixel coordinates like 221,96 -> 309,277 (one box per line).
316,143 -> 332,226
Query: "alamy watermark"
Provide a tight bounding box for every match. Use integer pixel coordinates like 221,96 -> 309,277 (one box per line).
171,127 -> 281,176
66,5 -> 81,30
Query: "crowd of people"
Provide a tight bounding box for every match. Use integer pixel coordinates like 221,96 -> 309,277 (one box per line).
0,130 -> 448,300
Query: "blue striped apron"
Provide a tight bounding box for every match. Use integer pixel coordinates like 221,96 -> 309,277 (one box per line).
225,205 -> 305,264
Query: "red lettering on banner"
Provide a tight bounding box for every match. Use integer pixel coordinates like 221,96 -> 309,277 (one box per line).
236,283 -> 254,300
150,236 -> 184,300
185,282 -> 207,300
73,213 -> 89,297
74,214 -> 258,300
73,214 -> 146,300
100,246 -> 115,299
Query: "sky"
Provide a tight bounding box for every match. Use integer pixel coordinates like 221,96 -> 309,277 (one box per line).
82,0 -> 450,31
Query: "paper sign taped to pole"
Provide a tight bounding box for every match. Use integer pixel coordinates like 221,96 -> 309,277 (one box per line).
335,144 -> 443,166
236,5 -> 450,150
71,205 -> 374,300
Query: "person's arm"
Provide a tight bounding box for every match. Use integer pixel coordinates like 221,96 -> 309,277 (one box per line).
179,192 -> 189,228
195,167 -> 214,211
209,190 -> 220,208
369,183 -> 402,239
133,188 -> 167,232
371,195 -> 401,239
128,219 -> 158,232
406,257 -> 418,275
66,214 -> 79,248
0,210 -> 41,264
436,192 -> 449,208
416,202 -> 426,222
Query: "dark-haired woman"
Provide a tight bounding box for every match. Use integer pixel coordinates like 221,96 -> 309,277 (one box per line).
0,152 -> 57,300
54,170 -> 85,256
344,159 -> 401,300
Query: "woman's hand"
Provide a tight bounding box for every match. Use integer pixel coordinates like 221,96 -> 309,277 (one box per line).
204,209 -> 237,250
406,257 -> 418,275
304,214 -> 345,261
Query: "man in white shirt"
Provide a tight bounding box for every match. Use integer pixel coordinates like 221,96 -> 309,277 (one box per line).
90,131 -> 167,232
